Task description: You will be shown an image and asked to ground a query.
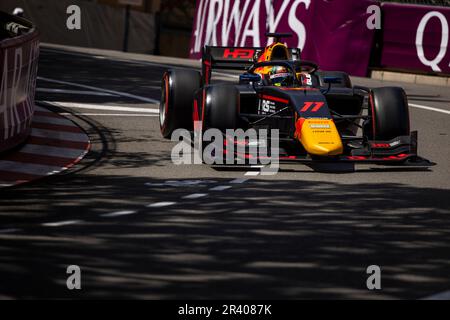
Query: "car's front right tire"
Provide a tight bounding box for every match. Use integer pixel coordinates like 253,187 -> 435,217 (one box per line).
366,87 -> 410,140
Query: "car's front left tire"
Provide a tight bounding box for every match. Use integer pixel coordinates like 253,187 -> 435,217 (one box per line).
160,69 -> 201,139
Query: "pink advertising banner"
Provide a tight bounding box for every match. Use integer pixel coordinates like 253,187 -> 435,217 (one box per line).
190,0 -> 377,77
380,3 -> 450,75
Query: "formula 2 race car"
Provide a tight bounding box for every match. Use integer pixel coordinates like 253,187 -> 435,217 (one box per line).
160,33 -> 432,166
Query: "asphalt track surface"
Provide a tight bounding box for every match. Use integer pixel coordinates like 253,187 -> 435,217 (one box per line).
0,44 -> 449,299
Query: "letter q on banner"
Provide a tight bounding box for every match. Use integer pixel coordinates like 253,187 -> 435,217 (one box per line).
416,11 -> 449,72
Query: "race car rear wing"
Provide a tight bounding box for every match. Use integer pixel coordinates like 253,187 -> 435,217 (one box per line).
202,45 -> 301,85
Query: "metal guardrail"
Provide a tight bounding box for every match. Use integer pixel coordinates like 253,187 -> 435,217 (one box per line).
0,11 -> 39,153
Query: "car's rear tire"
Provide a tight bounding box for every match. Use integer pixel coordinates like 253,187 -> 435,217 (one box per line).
160,69 -> 201,139
366,87 -> 410,140
205,85 -> 238,131
317,71 -> 352,88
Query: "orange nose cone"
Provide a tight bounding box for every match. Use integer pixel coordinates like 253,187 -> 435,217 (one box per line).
298,119 -> 343,156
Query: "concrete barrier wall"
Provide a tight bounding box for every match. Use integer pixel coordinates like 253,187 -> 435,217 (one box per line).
0,0 -> 155,54
0,12 -> 39,153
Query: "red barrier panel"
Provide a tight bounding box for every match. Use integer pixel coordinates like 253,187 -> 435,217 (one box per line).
189,0 -> 376,76
381,3 -> 450,75
0,12 -> 39,153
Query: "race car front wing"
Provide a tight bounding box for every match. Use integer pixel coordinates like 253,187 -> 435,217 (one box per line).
222,131 -> 434,167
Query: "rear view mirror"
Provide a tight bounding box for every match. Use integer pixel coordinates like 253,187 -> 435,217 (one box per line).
239,73 -> 262,84
323,76 -> 342,84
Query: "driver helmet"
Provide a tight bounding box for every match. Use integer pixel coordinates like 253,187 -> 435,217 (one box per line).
269,66 -> 293,87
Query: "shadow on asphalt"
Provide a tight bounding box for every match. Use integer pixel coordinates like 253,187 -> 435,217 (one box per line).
36,49 -> 165,105
0,173 -> 449,299
0,103 -> 448,300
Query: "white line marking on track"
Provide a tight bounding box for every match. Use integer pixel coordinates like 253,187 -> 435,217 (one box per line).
147,202 -> 176,208
59,113 -> 158,117
41,101 -> 159,114
209,185 -> 232,191
183,193 -> 208,199
37,77 -> 159,104
245,171 -> 260,176
409,103 -> 450,115
101,210 -> 137,218
36,88 -> 119,97
0,161 -> 63,176
42,220 -> 82,227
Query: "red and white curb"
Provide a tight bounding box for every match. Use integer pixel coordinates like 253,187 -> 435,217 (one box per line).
0,106 -> 90,188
